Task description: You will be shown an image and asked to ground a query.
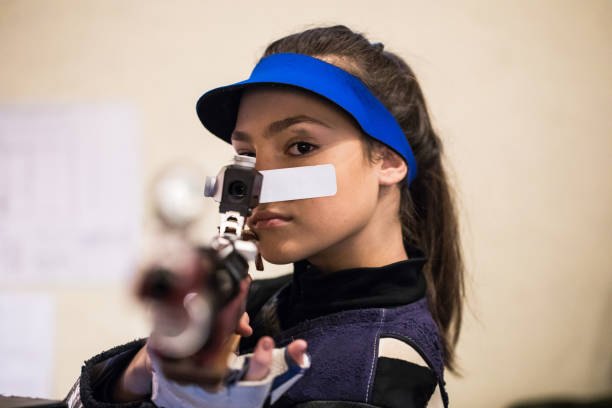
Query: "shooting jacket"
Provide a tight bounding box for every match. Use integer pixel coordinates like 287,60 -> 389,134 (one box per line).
66,247 -> 448,408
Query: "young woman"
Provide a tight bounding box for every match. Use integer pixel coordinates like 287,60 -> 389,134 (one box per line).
67,25 -> 465,408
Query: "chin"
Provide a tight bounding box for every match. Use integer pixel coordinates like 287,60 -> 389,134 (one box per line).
259,247 -> 302,265
261,254 -> 295,265
257,237 -> 312,265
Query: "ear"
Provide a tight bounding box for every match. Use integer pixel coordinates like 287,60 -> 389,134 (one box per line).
376,146 -> 408,186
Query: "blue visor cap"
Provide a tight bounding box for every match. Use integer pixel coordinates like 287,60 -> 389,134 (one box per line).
196,53 -> 417,183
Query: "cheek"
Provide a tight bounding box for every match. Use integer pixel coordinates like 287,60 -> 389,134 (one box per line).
294,158 -> 379,237
335,153 -> 379,208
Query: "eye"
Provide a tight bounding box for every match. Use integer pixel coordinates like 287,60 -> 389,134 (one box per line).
287,142 -> 317,156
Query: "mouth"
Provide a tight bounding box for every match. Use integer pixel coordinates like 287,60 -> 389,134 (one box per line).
248,210 -> 292,229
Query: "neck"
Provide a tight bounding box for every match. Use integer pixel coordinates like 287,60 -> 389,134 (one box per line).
307,187 -> 407,273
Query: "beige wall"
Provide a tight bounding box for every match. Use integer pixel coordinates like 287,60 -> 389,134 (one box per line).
1,0 -> 611,406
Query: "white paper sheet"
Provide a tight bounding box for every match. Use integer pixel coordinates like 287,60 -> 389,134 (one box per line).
0,294 -> 55,397
259,164 -> 337,203
0,104 -> 141,284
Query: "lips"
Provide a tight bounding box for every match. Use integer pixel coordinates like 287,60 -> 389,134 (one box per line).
248,210 -> 292,229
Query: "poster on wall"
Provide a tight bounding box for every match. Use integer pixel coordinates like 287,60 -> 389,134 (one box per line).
0,104 -> 141,285
0,294 -> 55,397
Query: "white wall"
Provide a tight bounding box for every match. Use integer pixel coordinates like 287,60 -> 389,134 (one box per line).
1,1 -> 610,406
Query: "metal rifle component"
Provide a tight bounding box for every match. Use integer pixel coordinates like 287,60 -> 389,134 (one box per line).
205,155 -> 262,221
143,155 -> 262,361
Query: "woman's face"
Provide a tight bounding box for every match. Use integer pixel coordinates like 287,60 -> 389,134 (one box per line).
232,87 -> 381,266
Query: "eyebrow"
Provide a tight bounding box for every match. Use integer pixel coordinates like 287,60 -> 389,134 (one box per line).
231,115 -> 331,143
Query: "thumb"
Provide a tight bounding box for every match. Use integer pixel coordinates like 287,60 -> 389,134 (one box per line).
243,336 -> 274,381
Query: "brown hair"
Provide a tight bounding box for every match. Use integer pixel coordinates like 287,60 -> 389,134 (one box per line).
262,25 -> 465,372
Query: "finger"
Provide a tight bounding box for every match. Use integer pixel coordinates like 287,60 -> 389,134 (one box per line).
243,336 -> 274,381
236,312 -> 253,337
287,339 -> 308,366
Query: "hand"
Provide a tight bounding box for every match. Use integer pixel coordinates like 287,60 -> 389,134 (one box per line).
151,275 -> 307,389
114,273 -> 251,400
113,326 -> 307,401
149,337 -> 309,408
113,275 -> 307,400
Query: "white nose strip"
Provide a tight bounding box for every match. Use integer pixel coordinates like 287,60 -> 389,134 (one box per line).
259,164 -> 337,203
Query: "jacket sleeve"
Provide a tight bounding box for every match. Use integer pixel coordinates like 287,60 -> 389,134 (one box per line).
65,338 -> 155,408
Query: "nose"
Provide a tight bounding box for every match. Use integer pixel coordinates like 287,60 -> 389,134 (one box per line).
252,151 -> 278,173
